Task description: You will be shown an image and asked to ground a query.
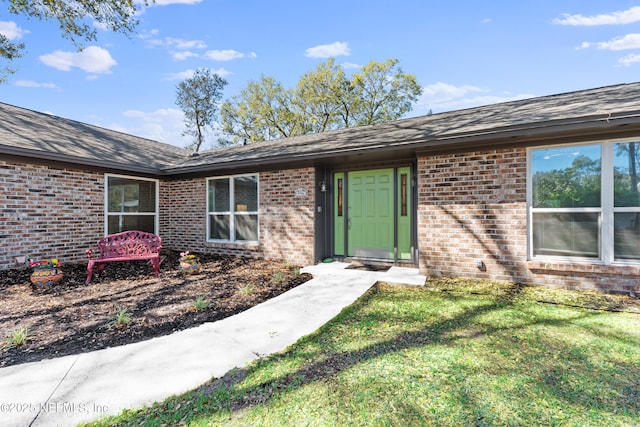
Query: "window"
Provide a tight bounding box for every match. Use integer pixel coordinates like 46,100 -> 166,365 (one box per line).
207,174 -> 258,242
529,141 -> 640,263
106,175 -> 158,234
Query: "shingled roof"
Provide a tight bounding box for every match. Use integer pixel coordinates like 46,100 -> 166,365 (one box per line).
0,103 -> 190,174
163,82 -> 640,174
3,82 -> 640,176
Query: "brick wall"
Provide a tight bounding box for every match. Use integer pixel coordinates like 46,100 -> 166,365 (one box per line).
0,160 -> 104,269
417,147 -> 640,295
161,178 -> 206,253
259,168 -> 316,266
163,168 -> 316,266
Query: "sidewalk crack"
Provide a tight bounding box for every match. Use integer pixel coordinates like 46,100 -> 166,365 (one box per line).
28,355 -> 81,427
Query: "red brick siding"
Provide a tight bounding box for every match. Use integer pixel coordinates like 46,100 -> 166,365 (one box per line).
0,160 -> 104,268
259,168 -> 316,266
417,148 -> 640,295
163,168 -> 316,266
161,178 -> 207,253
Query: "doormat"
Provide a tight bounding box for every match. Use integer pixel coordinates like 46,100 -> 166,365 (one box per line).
345,263 -> 391,272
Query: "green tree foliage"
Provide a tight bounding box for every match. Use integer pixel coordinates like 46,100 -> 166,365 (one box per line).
296,58 -> 351,132
532,155 -> 601,208
615,142 -> 640,207
350,58 -> 422,126
1,0 -> 148,82
220,58 -> 423,144
176,68 -> 228,152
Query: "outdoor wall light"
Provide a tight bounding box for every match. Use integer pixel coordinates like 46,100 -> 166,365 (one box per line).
319,181 -> 327,192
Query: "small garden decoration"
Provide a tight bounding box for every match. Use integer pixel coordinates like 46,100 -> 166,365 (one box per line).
178,251 -> 201,275
29,258 -> 63,286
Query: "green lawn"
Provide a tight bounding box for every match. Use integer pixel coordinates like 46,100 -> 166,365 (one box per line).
86,279 -> 640,427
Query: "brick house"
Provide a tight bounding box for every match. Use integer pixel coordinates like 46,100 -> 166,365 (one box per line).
2,82 -> 640,295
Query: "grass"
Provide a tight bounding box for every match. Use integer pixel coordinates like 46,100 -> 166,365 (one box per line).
86,279 -> 640,426
107,307 -> 133,328
237,284 -> 255,296
4,326 -> 30,347
191,296 -> 211,311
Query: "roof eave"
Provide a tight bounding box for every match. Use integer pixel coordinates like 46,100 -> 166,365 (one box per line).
163,112 -> 640,175
0,145 -> 168,175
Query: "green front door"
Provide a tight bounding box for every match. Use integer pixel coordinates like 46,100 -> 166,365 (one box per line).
334,167 -> 412,260
348,169 -> 395,258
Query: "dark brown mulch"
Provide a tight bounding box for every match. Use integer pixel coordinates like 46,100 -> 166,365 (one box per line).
0,251 -> 311,368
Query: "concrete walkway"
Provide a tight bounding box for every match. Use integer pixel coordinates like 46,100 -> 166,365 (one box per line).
0,262 -> 425,427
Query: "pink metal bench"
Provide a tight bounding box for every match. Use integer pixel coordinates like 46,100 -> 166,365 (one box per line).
85,230 -> 162,284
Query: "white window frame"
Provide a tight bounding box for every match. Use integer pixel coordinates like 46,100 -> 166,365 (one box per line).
206,174 -> 259,243
527,139 -> 640,265
104,174 -> 159,235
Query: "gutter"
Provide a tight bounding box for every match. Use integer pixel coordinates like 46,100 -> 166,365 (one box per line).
163,111 -> 640,175
0,145 -> 172,176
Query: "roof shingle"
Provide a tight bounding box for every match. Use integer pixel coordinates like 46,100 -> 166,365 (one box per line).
0,103 -> 190,173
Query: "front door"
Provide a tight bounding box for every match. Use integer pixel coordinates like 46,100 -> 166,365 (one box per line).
333,167 -> 412,260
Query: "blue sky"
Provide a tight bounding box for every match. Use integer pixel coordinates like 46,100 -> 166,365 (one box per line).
2,1 -> 640,149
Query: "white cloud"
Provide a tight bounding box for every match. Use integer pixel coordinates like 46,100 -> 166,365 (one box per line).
39,46 -> 117,74
118,108 -> 191,147
415,82 -> 535,114
422,82 -> 484,100
165,37 -> 207,50
204,49 -> 246,61
0,21 -> 28,40
14,80 -> 59,90
209,67 -> 231,77
165,67 -> 231,81
342,62 -> 361,69
140,32 -> 207,61
171,50 -> 199,60
143,35 -> 206,50
595,33 -> 640,50
305,41 -> 350,58
619,53 -> 640,66
555,6 -> 640,26
165,69 -> 195,80
117,107 -> 225,149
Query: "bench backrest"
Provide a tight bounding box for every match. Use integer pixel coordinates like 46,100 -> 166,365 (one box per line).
97,231 -> 162,258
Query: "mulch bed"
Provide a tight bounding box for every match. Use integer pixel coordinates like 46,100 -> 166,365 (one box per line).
0,251 -> 311,368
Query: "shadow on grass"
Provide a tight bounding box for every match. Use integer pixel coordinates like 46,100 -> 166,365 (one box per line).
98,282 -> 640,426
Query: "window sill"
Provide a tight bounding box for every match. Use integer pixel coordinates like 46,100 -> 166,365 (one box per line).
205,241 -> 260,251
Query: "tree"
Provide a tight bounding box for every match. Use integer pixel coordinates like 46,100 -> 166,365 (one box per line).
532,155 -> 601,208
221,75 -> 306,143
176,68 -> 228,152
296,58 -> 350,133
220,58 -> 423,144
350,58 -> 422,126
1,0 -> 148,82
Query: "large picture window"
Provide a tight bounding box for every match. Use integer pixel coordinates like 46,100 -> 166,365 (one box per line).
207,174 -> 258,242
529,141 -> 640,263
106,175 -> 158,234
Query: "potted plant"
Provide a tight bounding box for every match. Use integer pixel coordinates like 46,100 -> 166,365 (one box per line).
29,258 -> 63,286
178,251 -> 201,274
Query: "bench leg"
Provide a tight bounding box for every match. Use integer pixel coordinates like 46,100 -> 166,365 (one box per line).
86,260 -> 95,284
151,257 -> 160,277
